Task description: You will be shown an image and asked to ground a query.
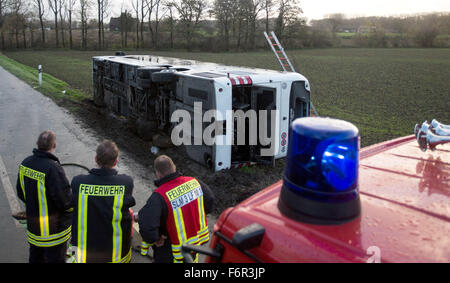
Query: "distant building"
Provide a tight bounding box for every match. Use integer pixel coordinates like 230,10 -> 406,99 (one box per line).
109,14 -> 138,32
357,26 -> 377,34
109,17 -> 120,31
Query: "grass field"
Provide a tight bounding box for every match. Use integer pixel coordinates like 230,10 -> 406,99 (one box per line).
0,53 -> 88,103
3,48 -> 450,147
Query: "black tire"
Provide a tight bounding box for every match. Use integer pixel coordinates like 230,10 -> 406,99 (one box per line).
136,118 -> 158,141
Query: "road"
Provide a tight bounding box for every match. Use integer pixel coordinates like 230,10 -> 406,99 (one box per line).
0,66 -> 215,263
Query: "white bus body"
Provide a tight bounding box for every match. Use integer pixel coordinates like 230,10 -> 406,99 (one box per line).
92,54 -> 311,171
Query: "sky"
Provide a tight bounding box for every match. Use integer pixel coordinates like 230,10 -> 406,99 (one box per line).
110,0 -> 450,20
300,0 -> 450,20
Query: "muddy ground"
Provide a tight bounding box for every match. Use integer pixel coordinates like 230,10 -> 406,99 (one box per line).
59,98 -> 286,216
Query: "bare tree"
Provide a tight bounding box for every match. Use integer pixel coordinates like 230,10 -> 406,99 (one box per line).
234,0 -> 249,49
263,0 -> 273,34
21,8 -> 33,48
33,0 -> 46,46
213,0 -> 234,51
9,0 -> 25,48
59,0 -> 66,48
152,0 -> 162,49
172,0 -> 206,50
274,0 -> 302,39
102,0 -> 110,48
162,0 -> 175,49
119,9 -> 132,48
67,0 -> 76,48
131,0 -> 140,48
96,0 -> 110,49
140,0 -> 149,47
0,0 -> 12,49
325,13 -> 345,40
48,0 -> 59,47
97,0 -> 102,49
245,0 -> 264,49
413,14 -> 441,47
145,0 -> 164,49
27,15 -> 36,47
79,0 -> 89,49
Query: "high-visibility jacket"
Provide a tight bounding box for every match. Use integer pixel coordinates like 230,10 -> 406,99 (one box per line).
16,149 -> 73,247
71,168 -> 135,263
155,176 -> 209,262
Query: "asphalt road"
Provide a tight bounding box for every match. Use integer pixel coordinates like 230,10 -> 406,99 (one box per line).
0,66 -> 214,263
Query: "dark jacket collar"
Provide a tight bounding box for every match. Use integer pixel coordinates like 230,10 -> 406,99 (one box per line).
89,168 -> 118,176
154,172 -> 182,187
33,148 -> 60,163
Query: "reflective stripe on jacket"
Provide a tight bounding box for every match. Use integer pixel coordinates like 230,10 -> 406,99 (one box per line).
16,149 -> 72,247
71,168 -> 135,263
155,176 -> 209,262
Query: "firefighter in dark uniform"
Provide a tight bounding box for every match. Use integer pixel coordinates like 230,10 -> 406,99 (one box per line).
16,131 -> 73,263
71,140 -> 135,263
138,155 -> 215,263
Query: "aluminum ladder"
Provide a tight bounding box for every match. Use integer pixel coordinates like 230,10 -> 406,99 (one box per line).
264,31 -> 319,116
264,31 -> 296,72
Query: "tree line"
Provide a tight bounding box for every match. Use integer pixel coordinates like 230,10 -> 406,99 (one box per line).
311,12 -> 450,48
0,0 -> 448,51
0,0 -> 306,50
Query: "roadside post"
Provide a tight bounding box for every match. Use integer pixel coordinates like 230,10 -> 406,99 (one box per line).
38,65 -> 42,86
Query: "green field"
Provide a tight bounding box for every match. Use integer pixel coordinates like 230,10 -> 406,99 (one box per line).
0,53 -> 88,103
3,48 -> 450,147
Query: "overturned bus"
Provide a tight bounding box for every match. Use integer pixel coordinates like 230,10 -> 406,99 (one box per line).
92,53 -> 311,171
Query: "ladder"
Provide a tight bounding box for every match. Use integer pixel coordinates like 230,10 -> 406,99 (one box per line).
264,31 -> 319,117
264,31 -> 295,72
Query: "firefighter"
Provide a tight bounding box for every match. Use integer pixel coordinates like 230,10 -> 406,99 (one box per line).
71,140 -> 136,263
138,155 -> 215,263
16,130 -> 73,263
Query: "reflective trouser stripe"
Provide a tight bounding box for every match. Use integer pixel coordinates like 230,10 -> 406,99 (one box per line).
112,249 -> 131,263
73,248 -> 131,263
27,226 -> 71,247
112,195 -> 124,263
174,253 -> 198,263
171,230 -> 209,262
77,194 -> 88,263
141,241 -> 150,255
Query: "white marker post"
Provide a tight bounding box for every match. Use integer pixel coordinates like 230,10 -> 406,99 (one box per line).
38,65 -> 42,86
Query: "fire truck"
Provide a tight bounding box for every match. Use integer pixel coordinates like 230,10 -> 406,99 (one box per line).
92,53 -> 311,172
181,117 -> 450,263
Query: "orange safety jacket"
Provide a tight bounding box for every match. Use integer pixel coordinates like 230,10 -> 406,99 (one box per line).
155,176 -> 209,262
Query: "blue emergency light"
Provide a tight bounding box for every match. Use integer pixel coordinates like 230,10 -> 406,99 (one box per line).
278,117 -> 361,225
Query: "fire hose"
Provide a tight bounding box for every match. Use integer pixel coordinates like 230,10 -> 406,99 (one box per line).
61,163 -> 90,172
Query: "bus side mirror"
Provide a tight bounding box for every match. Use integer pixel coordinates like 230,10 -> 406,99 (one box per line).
232,223 -> 265,250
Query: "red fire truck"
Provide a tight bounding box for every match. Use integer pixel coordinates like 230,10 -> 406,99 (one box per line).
182,117 -> 450,263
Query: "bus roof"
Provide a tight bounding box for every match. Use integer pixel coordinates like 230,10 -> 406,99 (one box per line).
93,54 -> 308,83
